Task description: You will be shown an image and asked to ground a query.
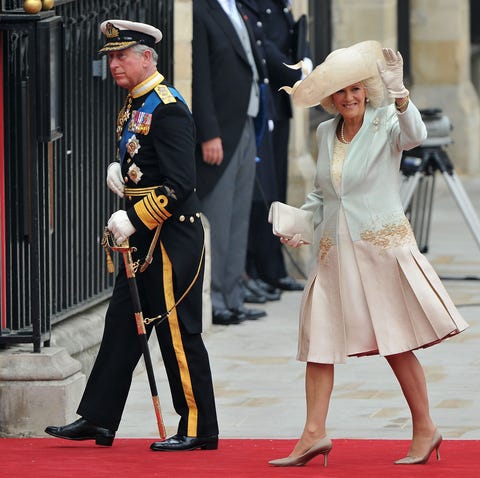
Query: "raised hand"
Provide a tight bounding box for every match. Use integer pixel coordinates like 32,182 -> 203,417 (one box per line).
377,48 -> 409,99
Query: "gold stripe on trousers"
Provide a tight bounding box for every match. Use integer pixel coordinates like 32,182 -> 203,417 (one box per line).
160,241 -> 199,436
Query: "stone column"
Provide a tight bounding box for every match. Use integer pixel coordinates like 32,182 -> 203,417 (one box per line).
174,0 -> 193,106
331,0 -> 397,50
410,0 -> 480,173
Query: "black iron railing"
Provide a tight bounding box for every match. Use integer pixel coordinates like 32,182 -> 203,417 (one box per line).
0,0 -> 174,351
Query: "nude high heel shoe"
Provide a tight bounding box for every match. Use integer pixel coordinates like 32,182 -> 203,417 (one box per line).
268,437 -> 332,467
394,429 -> 442,465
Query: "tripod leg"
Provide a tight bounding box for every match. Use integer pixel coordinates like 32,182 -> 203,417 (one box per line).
411,174 -> 435,253
441,171 -> 480,250
400,172 -> 423,209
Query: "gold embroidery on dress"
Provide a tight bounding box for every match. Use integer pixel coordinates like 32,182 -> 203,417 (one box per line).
360,216 -> 415,248
331,136 -> 348,192
318,236 -> 333,260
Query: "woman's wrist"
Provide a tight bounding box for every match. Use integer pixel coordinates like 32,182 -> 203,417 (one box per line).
395,96 -> 410,113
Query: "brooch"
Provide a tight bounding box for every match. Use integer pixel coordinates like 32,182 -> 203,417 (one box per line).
126,135 -> 141,158
127,163 -> 143,184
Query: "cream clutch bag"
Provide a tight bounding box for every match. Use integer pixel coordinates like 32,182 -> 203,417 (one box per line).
268,201 -> 313,244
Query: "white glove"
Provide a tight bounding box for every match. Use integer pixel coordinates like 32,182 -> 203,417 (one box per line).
107,210 -> 135,245
280,233 -> 304,248
268,119 -> 274,132
106,162 -> 125,198
377,48 -> 409,98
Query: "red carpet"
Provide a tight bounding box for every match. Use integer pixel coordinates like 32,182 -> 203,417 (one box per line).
0,438 -> 478,478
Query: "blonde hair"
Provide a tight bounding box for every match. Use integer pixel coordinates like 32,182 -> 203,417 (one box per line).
319,75 -> 386,115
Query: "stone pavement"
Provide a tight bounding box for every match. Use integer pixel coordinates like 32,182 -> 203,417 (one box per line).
117,175 -> 480,442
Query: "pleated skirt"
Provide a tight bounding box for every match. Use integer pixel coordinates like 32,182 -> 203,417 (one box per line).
297,208 -> 469,364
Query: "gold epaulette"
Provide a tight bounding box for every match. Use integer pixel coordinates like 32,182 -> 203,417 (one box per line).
154,85 -> 176,104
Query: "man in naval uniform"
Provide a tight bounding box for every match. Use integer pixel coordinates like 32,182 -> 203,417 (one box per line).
45,19 -> 219,452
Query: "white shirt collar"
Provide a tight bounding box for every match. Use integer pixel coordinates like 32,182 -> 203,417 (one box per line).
217,0 -> 236,17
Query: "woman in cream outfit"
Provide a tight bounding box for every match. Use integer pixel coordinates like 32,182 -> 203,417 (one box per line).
268,41 -> 468,467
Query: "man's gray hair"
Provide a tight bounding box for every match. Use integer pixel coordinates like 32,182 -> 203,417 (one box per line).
131,44 -> 158,65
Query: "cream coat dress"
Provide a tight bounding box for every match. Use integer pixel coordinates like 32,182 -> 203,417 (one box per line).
297,102 -> 468,364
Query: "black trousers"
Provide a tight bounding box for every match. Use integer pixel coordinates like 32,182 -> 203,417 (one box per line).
272,118 -> 290,204
246,116 -> 291,282
77,270 -> 218,438
247,200 -> 287,282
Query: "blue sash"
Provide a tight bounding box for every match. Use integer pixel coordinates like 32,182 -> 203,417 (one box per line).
118,86 -> 187,163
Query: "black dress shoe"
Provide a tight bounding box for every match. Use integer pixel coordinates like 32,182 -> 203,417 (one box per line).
231,306 -> 267,321
249,278 -> 282,301
242,282 -> 267,304
44,418 -> 115,446
271,276 -> 304,291
150,434 -> 218,451
212,309 -> 243,325
244,278 -> 280,301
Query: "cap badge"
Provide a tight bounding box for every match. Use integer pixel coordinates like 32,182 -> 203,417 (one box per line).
105,23 -> 120,39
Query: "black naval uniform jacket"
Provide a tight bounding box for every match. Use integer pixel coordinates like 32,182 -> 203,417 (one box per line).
77,72 -> 218,436
237,0 -> 278,202
257,0 -> 301,121
120,73 -> 205,335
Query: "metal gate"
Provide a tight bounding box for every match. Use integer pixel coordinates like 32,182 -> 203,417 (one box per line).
0,0 -> 174,351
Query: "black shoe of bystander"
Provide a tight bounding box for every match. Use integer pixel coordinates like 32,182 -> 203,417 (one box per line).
249,278 -> 282,301
268,276 -> 304,291
242,281 -> 267,304
231,306 -> 267,321
212,309 -> 243,325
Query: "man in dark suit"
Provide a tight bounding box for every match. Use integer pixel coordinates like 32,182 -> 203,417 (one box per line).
192,0 -> 268,324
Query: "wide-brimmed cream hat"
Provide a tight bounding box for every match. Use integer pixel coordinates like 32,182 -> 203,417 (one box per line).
284,40 -> 385,109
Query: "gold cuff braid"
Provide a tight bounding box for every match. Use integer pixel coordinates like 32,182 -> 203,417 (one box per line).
124,186 -> 159,198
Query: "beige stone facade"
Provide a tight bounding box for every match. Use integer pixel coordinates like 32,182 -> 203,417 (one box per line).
174,0 -> 193,107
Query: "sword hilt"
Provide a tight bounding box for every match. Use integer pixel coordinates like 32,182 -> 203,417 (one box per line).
102,227 -> 136,253
101,228 -> 137,274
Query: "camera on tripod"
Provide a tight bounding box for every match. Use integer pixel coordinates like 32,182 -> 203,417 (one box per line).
401,108 -> 453,176
419,108 -> 453,147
